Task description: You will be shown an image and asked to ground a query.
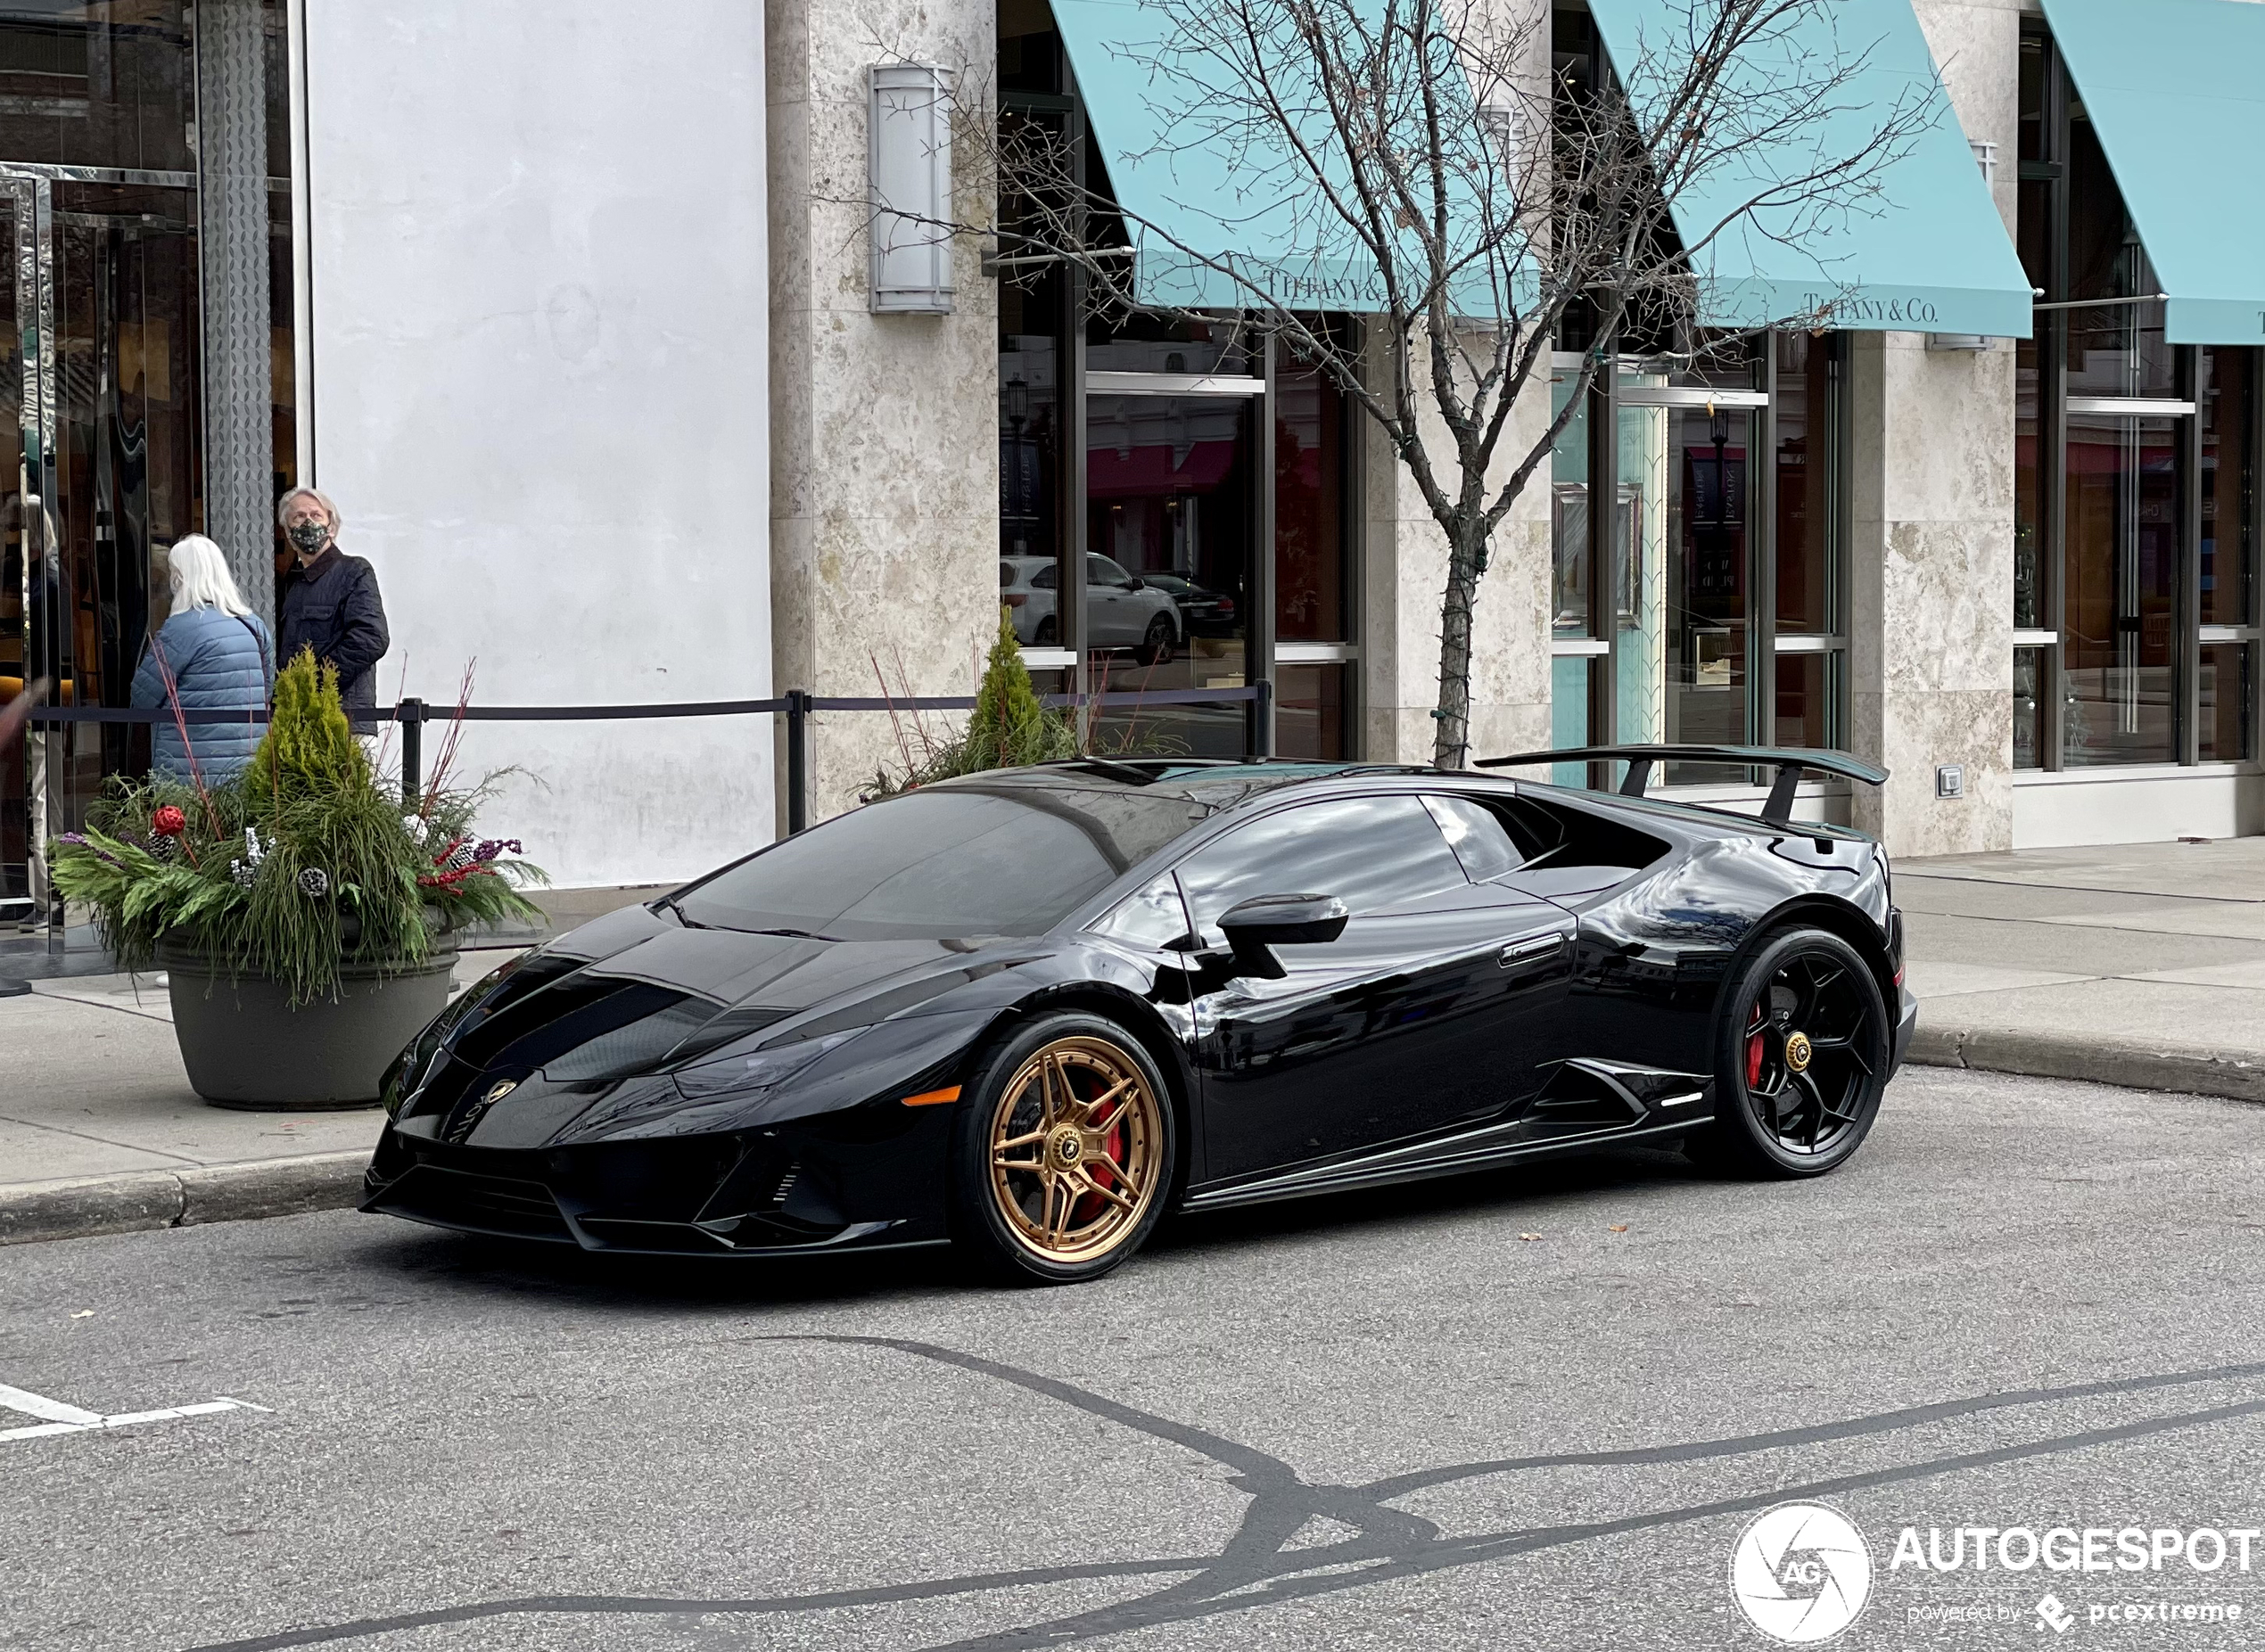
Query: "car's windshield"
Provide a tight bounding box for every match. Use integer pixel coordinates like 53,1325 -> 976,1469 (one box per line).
673,784 -> 1209,940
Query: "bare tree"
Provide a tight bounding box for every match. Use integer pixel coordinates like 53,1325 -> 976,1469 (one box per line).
968,0 -> 1934,768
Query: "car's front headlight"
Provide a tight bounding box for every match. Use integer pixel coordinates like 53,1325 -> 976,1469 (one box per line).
669,1028 -> 865,1101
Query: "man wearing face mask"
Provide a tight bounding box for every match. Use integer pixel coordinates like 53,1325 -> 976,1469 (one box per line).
275,487 -> 390,727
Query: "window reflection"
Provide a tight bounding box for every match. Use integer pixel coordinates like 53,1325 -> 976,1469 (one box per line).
1275,329 -> 1347,643
2014,646 -> 2044,769
1174,795 -> 1466,942
1273,663 -> 1346,761
1085,393 -> 1254,758
2065,113 -> 2173,401
2202,348 -> 2255,630
1774,334 -> 1835,637
2063,413 -> 2179,766
2200,644 -> 2255,764
1667,403 -> 1750,763
1086,311 -> 1255,377
0,2 -> 195,171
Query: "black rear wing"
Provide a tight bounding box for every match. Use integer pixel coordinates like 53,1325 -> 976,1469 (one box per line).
1474,744 -> 1889,826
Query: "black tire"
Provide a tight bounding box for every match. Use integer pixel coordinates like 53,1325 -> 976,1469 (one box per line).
948,1011 -> 1177,1286
1698,927 -> 1889,1179
1034,615 -> 1058,645
1135,615 -> 1175,667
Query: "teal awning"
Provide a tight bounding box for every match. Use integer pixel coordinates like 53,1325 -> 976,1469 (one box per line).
2044,0 -> 2265,347
1585,0 -> 2031,338
1048,0 -> 1509,314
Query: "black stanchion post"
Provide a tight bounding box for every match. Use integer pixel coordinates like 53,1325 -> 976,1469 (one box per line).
1253,679 -> 1273,760
786,689 -> 810,834
399,697 -> 424,808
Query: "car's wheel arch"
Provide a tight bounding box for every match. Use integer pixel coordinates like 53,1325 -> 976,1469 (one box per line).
1712,893 -> 1897,1034
951,983 -> 1199,1200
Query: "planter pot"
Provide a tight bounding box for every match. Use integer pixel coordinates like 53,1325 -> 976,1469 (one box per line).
156,942 -> 457,1110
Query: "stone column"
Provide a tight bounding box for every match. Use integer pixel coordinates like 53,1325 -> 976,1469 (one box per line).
1361,333 -> 1554,768
1848,2 -> 2021,855
197,0 -> 276,616
769,0 -> 998,829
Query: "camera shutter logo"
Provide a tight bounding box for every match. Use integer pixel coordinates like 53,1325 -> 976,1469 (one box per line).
1729,1501 -> 1874,1643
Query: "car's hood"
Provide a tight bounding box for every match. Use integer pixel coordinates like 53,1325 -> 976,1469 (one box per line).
436,900 -> 1033,1089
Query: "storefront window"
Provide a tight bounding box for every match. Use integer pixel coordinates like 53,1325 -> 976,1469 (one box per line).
1561,333 -> 1843,790
1665,400 -> 1750,760
2018,23 -> 2261,777
1084,391 -> 1255,757
3,3 -> 292,920
1000,267 -> 1064,574
2061,413 -> 2179,766
1275,329 -> 1346,643
0,3 -> 194,171
1086,310 -> 1255,378
2065,114 -> 2172,402
1002,13 -> 1365,767
2202,348 -> 2256,632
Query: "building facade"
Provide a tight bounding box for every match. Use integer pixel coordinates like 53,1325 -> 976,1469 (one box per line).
774,0 -> 2265,860
2,0 -> 2259,913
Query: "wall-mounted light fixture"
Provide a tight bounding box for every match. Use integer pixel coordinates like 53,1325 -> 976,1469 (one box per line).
869,62 -> 954,314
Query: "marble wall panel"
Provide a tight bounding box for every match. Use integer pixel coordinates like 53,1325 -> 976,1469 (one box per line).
1362,332 -> 1556,766
1851,686 -> 2014,854
770,0 -> 999,826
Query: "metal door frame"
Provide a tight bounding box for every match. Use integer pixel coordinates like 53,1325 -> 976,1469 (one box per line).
2,171 -> 52,927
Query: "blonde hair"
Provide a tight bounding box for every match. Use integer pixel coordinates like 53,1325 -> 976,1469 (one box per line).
167,534 -> 252,618
276,485 -> 342,535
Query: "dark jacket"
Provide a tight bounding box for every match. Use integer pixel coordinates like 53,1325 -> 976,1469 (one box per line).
277,546 -> 389,712
131,607 -> 276,781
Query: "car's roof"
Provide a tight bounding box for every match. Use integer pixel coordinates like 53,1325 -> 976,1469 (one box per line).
932,758 -> 1874,846
939,759 -> 1433,813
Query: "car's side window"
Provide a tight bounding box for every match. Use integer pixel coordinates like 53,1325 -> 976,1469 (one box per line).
1422,793 -> 1524,884
1090,554 -> 1134,588
1032,564 -> 1058,589
1174,796 -> 1469,945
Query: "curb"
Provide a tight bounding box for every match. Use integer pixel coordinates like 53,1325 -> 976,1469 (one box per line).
0,1150 -> 369,1248
1907,1022 -> 2265,1105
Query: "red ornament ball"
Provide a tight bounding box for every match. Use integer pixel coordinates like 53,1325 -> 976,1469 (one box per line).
151,805 -> 187,837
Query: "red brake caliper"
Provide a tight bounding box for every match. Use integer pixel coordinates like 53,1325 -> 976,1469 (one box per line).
1745,1005 -> 1767,1089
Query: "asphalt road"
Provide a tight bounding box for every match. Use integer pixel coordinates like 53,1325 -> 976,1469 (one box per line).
4,1065 -> 2263,1652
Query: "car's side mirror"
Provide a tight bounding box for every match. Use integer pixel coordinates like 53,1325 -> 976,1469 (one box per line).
1123,575 -> 1144,590
1217,892 -> 1349,980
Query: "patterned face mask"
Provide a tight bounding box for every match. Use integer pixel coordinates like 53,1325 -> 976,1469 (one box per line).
287,519 -> 332,554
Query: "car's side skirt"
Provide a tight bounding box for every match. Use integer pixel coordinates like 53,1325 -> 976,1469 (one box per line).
1178,1114 -> 1702,1213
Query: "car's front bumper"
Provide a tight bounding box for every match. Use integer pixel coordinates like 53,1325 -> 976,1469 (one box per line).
360,1109 -> 953,1256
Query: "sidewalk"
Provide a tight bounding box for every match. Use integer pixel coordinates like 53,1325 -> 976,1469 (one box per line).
1898,836 -> 2265,1103
4,850 -> 2262,1247
0,886 -> 663,1246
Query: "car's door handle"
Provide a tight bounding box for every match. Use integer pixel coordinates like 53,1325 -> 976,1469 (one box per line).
1499,932 -> 1566,967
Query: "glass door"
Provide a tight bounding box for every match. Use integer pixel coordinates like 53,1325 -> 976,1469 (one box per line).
2,173 -> 202,925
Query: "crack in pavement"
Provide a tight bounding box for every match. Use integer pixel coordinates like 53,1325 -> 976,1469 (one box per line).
173,1343 -> 2265,1652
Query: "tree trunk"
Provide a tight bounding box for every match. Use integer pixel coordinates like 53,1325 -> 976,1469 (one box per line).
1432,538 -> 1480,770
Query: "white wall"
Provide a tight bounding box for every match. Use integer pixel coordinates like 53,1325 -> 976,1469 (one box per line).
302,1 -> 771,888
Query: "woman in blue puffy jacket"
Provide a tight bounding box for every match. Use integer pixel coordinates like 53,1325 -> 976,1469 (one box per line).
130,535 -> 276,783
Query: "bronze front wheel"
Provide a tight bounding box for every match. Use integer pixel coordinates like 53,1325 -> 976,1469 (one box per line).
951,1014 -> 1175,1284
988,1035 -> 1163,1264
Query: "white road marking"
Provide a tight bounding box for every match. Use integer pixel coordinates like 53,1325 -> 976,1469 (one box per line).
0,1383 -> 268,1444
0,1382 -> 102,1426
